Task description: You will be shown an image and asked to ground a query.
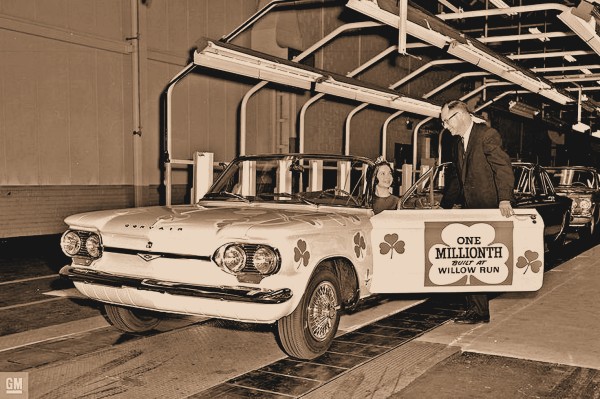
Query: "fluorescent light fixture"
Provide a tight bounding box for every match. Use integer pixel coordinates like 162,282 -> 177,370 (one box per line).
193,39 -> 441,117
509,100 -> 541,119
447,40 -> 573,105
564,54 -> 577,62
558,9 -> 600,55
573,121 -> 591,132
528,27 -> 550,42
345,0 -> 449,48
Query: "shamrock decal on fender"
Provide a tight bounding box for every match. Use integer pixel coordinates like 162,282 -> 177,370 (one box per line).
294,239 -> 311,268
353,232 -> 366,259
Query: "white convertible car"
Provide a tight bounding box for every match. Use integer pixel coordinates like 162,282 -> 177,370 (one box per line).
60,154 -> 544,359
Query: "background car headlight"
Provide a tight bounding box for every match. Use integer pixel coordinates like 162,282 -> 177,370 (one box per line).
61,231 -> 81,256
253,246 -> 279,274
571,199 -> 579,211
579,198 -> 592,211
85,234 -> 102,258
222,245 -> 246,273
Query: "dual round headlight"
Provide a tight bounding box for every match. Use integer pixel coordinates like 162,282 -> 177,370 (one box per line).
579,198 -> 592,211
61,230 -> 102,259
215,244 -> 280,276
61,231 -> 82,256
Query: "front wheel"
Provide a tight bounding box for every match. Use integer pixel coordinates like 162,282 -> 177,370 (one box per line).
103,304 -> 161,333
277,267 -> 341,360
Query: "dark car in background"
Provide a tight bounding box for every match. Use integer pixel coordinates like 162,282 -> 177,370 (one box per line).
545,166 -> 600,238
400,161 -> 572,251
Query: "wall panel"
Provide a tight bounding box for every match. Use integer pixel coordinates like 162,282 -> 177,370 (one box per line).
0,49 -> 5,184
66,0 -> 96,37
38,48 -> 70,185
36,0 -> 68,28
97,51 -> 127,185
0,0 -> 35,20
68,48 -> 99,184
4,51 -> 37,185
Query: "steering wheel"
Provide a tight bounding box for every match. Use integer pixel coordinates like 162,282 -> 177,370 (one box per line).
317,188 -> 360,206
571,181 -> 587,187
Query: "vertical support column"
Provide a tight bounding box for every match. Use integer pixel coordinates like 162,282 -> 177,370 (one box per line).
131,0 -> 143,206
400,163 -> 413,196
398,0 -> 407,54
192,152 -> 214,203
338,161 -> 351,191
277,159 -> 292,194
241,161 -> 256,197
309,160 -> 323,191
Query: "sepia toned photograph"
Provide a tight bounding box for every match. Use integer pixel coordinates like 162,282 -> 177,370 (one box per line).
1,0 -> 600,397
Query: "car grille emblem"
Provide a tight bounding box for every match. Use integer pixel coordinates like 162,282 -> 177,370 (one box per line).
138,253 -> 162,262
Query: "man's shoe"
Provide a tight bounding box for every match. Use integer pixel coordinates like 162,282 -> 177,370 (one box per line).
454,311 -> 490,324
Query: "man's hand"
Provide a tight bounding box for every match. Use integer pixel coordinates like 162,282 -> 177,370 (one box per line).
499,200 -> 514,218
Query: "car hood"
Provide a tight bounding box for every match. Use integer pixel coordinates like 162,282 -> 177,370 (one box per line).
554,187 -> 595,195
64,203 -> 364,254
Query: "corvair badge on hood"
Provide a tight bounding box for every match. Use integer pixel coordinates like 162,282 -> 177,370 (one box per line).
138,253 -> 162,262
124,223 -> 184,231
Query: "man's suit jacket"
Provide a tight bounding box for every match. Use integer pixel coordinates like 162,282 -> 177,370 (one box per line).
441,123 -> 514,209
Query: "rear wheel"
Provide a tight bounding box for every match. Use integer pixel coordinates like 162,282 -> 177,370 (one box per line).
103,304 -> 161,333
277,266 -> 341,360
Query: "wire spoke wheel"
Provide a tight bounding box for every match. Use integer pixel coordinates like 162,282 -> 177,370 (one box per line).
277,265 -> 341,359
307,281 -> 338,342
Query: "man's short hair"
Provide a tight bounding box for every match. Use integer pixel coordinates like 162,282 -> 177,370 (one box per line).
442,100 -> 470,113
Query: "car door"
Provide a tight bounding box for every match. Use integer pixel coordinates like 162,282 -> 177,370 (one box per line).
526,167 -> 568,239
369,163 -> 544,294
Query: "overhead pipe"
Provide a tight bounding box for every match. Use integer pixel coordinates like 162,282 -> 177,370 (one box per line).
437,4 -> 569,20
380,71 -> 491,161
432,89 -> 530,164
298,94 -> 325,153
163,63 -> 197,205
238,21 -> 383,155
223,0 -> 340,43
411,81 -> 512,183
300,42 -> 438,153
344,59 -> 464,159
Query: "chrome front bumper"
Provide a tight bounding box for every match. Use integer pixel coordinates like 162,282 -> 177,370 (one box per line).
59,266 -> 293,304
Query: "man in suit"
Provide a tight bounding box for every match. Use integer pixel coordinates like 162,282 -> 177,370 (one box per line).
439,100 -> 515,324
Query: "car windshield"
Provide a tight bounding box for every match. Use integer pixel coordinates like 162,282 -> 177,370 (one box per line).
546,169 -> 595,188
202,155 -> 371,207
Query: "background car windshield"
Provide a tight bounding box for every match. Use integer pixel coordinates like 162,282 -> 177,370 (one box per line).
205,156 -> 370,206
547,169 -> 596,188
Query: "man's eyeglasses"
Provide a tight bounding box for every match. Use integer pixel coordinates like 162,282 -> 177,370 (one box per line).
441,111 -> 459,127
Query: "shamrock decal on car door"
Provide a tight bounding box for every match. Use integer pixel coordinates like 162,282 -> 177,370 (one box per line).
379,233 -> 405,259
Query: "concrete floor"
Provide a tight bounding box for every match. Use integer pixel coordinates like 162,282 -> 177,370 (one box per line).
306,242 -> 600,398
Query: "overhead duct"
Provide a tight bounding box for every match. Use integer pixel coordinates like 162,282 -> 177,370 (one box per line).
346,0 -> 575,105
558,8 -> 600,55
